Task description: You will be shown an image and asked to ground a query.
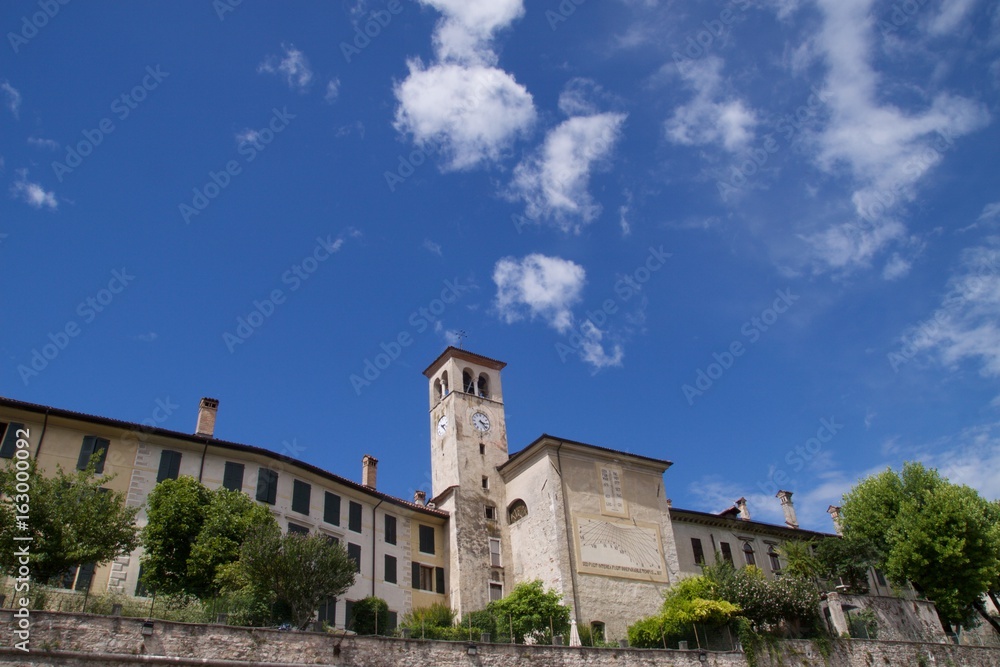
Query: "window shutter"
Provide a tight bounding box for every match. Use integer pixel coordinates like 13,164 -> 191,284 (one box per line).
324,492 -> 341,525
75,563 -> 96,591
412,562 -> 421,589
384,555 -> 397,584
157,450 -> 181,483
347,543 -> 361,572
223,462 -> 245,491
256,469 -> 277,504
419,525 -> 435,554
77,436 -> 97,470
349,501 -> 362,532
345,600 -> 355,630
0,422 -> 23,459
93,438 -> 109,474
292,480 -> 311,515
435,567 -> 445,594
384,514 -> 397,545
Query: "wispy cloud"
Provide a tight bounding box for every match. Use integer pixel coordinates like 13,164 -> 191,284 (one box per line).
324,79 -> 340,103
2,81 -> 21,119
258,44 -> 313,92
665,56 -> 757,153
11,171 -> 57,210
27,137 -> 59,151
422,239 -> 443,256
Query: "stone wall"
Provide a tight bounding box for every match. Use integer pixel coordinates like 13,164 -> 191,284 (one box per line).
822,592 -> 947,643
3,611 -> 1000,667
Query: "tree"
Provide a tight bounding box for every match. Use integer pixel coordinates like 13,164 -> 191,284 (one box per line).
351,596 -> 389,635
776,540 -> 821,582
140,477 -> 275,598
840,462 -> 1000,631
627,575 -> 740,648
399,603 -> 459,640
0,457 -> 139,584
226,523 -> 356,629
813,536 -> 877,593
485,580 -> 570,643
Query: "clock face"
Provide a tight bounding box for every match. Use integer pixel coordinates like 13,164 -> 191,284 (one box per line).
471,411 -> 491,432
436,415 -> 448,436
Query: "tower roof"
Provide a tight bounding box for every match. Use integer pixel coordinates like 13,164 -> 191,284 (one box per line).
422,346 -> 507,377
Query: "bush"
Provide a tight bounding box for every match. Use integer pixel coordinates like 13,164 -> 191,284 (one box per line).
350,596 -> 389,635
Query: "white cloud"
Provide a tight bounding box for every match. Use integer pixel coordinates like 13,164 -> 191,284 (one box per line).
802,218 -> 906,272
926,0 -> 978,36
577,320 -> 624,369
979,202 -> 1000,224
27,137 -> 59,151
509,112 -> 626,232
422,239 -> 443,256
493,254 -> 585,333
665,56 -> 757,152
619,190 -> 633,236
926,422 -> 1000,500
324,79 -> 340,103
2,81 -> 21,119
258,44 -> 313,91
134,332 -> 159,343
393,61 -> 536,171
235,129 -> 261,146
882,253 -> 912,281
11,172 -> 57,210
419,0 -> 524,64
902,237 -> 1000,377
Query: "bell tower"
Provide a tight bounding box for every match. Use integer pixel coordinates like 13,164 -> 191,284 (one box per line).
423,347 -> 509,616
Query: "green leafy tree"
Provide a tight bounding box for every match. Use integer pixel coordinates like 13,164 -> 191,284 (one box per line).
225,523 -> 356,629
840,462 -> 1000,631
813,535 -> 877,593
140,478 -> 276,598
627,575 -> 740,648
777,540 -> 821,582
0,457 -> 139,583
703,561 -> 819,632
485,580 -> 570,643
351,596 -> 389,635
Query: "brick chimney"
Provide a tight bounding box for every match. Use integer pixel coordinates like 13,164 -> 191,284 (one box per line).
195,398 -> 219,437
414,490 -> 427,505
827,505 -> 843,536
736,497 -> 751,521
777,490 -> 799,529
362,454 -> 378,489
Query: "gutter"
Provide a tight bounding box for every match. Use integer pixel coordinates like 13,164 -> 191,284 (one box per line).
554,440 -> 583,626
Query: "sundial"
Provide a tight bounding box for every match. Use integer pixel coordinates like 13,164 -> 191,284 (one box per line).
574,515 -> 667,581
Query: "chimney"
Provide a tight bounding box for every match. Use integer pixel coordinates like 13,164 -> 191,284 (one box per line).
362,454 -> 378,489
195,398 -> 219,437
736,497 -> 751,521
414,490 -> 427,506
777,490 -> 799,529
827,505 -> 843,536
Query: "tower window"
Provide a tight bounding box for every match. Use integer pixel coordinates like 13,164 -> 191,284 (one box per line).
489,582 -> 503,602
479,443 -> 485,455
463,369 -> 475,394
489,537 -> 502,567
441,371 -> 449,395
507,500 -> 528,524
485,505 -> 496,521
433,378 -> 443,402
481,476 -> 489,490
477,373 -> 490,398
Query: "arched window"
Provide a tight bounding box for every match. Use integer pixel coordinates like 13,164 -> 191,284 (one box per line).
441,371 -> 449,395
477,373 -> 490,399
507,499 -> 528,524
463,369 -> 475,394
743,541 -> 756,566
433,378 -> 443,402
768,545 -> 781,572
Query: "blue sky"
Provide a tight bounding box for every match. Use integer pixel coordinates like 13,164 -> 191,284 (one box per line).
2,0 -> 999,531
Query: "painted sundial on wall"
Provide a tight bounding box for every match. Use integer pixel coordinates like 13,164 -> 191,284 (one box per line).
574,515 -> 667,581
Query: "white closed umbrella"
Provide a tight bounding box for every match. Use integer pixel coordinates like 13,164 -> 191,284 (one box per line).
569,618 -> 581,646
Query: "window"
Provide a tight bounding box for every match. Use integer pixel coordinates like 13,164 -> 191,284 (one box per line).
324,534 -> 340,546
388,611 -> 398,632
384,554 -> 397,584
156,450 -> 181,483
384,514 -> 397,545
441,371 -> 449,395
324,491 -> 341,525
720,542 -> 734,565
256,468 -> 278,505
419,525 -> 435,554
288,522 -> 309,535
479,443 -> 485,455
75,563 -> 96,592
0,422 -> 25,459
767,545 -> 781,572
691,538 -> 705,566
78,436 -> 110,474
318,597 -> 336,626
135,564 -> 149,597
743,542 -> 756,566
345,600 -> 355,630
411,563 -> 445,593
463,370 -> 475,394
591,622 -> 606,642
484,505 -> 496,521
348,501 -> 363,533
292,480 -> 311,515
433,378 -> 443,402
507,499 -> 528,524
436,566 -> 445,594
875,569 -> 887,587
347,543 -> 362,573
489,537 -> 502,567
481,476 -> 489,490
477,373 -> 489,398
489,582 -> 503,602
222,462 -> 244,491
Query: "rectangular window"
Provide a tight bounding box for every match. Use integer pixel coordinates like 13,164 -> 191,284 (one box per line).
485,505 -> 497,521
419,525 -> 435,554
481,476 -> 489,490
75,563 -> 96,592
436,566 -> 445,594
288,522 -> 309,535
720,542 -> 733,565
489,537 -> 502,567
384,554 -> 397,584
345,600 -> 355,630
292,479 -> 311,515
691,538 -> 705,565
324,492 -> 341,525
384,514 -> 397,545
222,462 -> 245,492
135,564 -> 149,597
489,582 -> 503,602
156,450 -> 181,483
347,543 -> 362,573
348,501 -> 363,533
256,468 -> 278,505
413,563 -> 435,591
0,422 -> 25,459
324,534 -> 340,546
318,597 -> 336,626
388,611 -> 398,632
78,435 -> 110,474
875,569 -> 887,587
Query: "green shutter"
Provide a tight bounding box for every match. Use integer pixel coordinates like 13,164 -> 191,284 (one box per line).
0,422 -> 23,459
435,567 -> 445,594
324,492 -> 341,525
223,462 -> 244,491
412,562 -> 421,589
77,436 -> 97,470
